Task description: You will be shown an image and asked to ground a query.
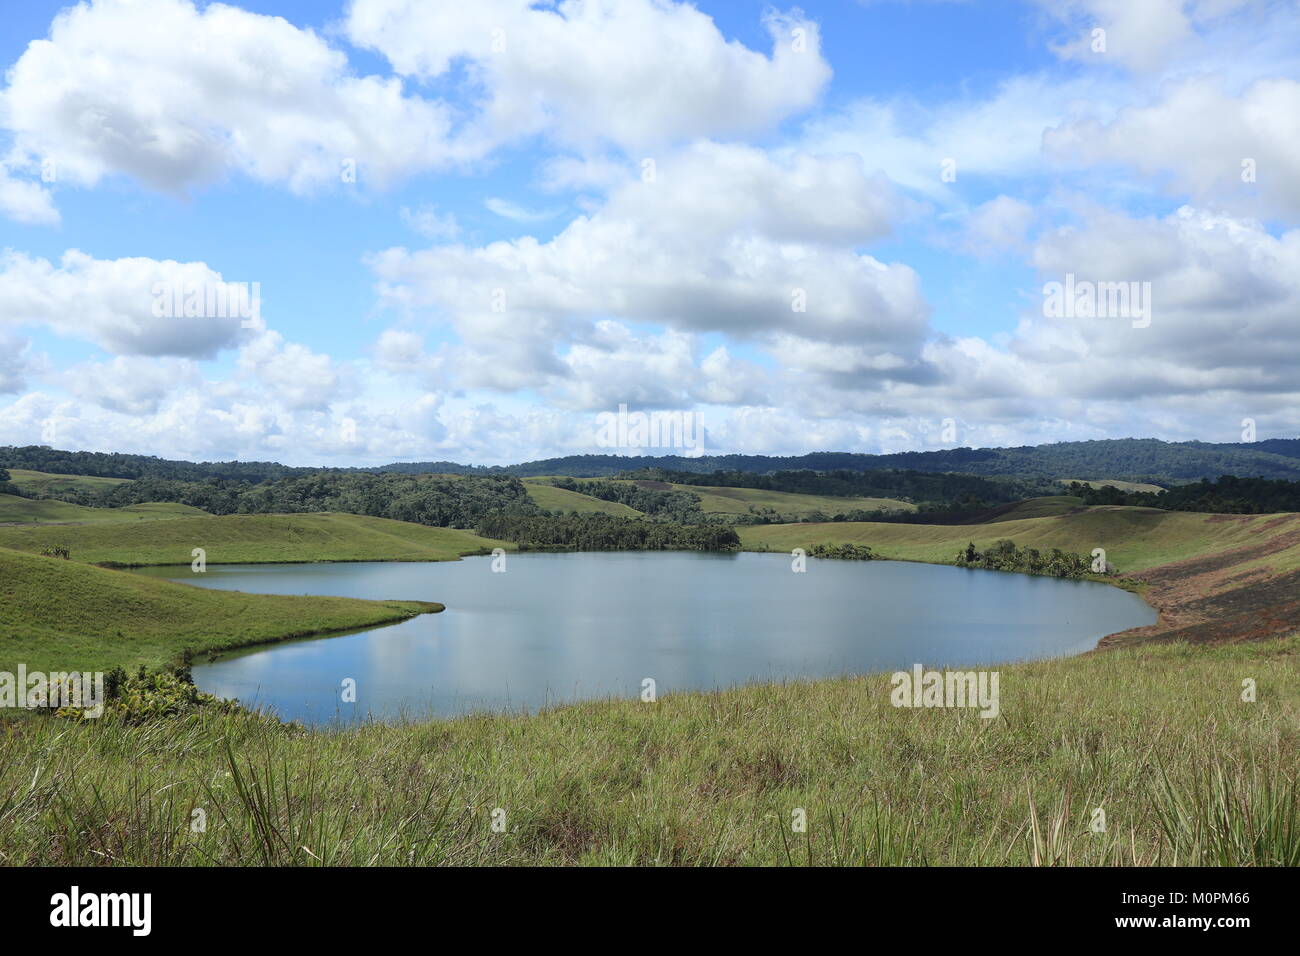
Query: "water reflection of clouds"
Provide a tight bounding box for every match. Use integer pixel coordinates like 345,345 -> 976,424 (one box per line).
180,554 -> 1155,724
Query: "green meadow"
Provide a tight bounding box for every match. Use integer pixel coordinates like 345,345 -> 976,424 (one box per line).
0,547 -> 441,674
0,510 -> 507,566
740,500 -> 1300,574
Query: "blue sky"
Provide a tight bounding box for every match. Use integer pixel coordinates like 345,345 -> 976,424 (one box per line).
1,0 -> 1298,465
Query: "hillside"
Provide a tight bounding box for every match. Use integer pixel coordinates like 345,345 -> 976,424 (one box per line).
522,478 -> 643,515
5,468 -> 132,495
0,547 -> 440,673
620,478 -> 914,517
0,511 -> 508,566
0,493 -> 207,524
743,500 -> 1300,647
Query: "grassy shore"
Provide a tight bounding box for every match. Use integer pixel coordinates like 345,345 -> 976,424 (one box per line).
0,547 -> 441,673
0,511 -> 508,567
0,633 -> 1294,865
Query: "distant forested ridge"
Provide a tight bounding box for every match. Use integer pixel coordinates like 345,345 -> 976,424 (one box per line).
7,437 -> 1300,484
1068,476 -> 1300,514
481,439 -> 1300,482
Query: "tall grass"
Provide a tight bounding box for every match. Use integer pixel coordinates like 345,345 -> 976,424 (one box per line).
1,635 -> 1295,866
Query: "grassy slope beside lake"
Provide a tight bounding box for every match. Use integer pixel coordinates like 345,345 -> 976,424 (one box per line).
0,547 -> 441,674
0,511 -> 508,566
742,500 -> 1300,647
0,632 -> 1295,865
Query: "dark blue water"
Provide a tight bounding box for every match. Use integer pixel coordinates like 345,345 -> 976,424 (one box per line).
135,552 -> 1155,724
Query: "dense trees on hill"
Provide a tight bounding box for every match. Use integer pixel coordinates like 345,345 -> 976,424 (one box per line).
476,513 -> 740,551
448,439 -> 1300,481
0,446 -> 306,483
58,473 -> 538,529
8,437 -> 1300,486
548,477 -> 705,520
1068,476 -> 1300,514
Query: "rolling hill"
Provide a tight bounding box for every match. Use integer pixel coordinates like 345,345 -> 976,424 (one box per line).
522,478 -> 643,515
619,479 -> 914,517
0,511 -> 508,566
0,546 -> 441,673
0,493 -> 207,525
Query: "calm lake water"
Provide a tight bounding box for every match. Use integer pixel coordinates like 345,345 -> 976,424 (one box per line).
135,552 -> 1155,724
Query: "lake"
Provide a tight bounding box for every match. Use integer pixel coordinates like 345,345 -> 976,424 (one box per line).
135,552 -> 1156,724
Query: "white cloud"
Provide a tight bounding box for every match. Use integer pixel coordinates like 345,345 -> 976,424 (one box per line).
366,142 -> 916,396
346,0 -> 830,155
400,205 -> 460,240
484,198 -> 557,223
0,250 -> 250,358
0,165 -> 59,225
0,0 -> 454,196
964,196 -> 1036,255
1045,76 -> 1300,217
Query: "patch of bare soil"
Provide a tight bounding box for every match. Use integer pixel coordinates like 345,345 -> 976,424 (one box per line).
1097,527 -> 1300,649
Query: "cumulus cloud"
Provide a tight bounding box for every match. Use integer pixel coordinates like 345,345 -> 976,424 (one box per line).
1045,76 -> 1300,217
0,0 -> 454,196
366,142 -> 918,394
0,165 -> 59,225
345,0 -> 830,154
964,196 -> 1036,255
0,250 -> 250,358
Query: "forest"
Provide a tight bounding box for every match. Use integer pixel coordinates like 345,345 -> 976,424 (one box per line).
475,513 -> 741,551
8,436 -> 1300,485
1067,476 -> 1300,514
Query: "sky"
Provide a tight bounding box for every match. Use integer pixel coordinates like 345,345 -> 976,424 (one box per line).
0,0 -> 1297,466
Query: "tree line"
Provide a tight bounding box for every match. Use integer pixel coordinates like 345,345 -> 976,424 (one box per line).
476,513 -> 740,551
1067,476 -> 1300,514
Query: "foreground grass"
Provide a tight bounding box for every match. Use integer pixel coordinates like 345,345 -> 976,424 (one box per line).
0,548 -> 440,673
0,511 -> 507,567
1,635 -> 1294,866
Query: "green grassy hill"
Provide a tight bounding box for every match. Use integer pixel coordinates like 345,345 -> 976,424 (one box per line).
0,511 -> 508,566
740,500 -> 1300,574
523,479 -> 643,515
660,482 -> 915,517
0,547 -> 440,673
0,493 -> 207,524
1058,478 -> 1166,494
5,468 -> 132,495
